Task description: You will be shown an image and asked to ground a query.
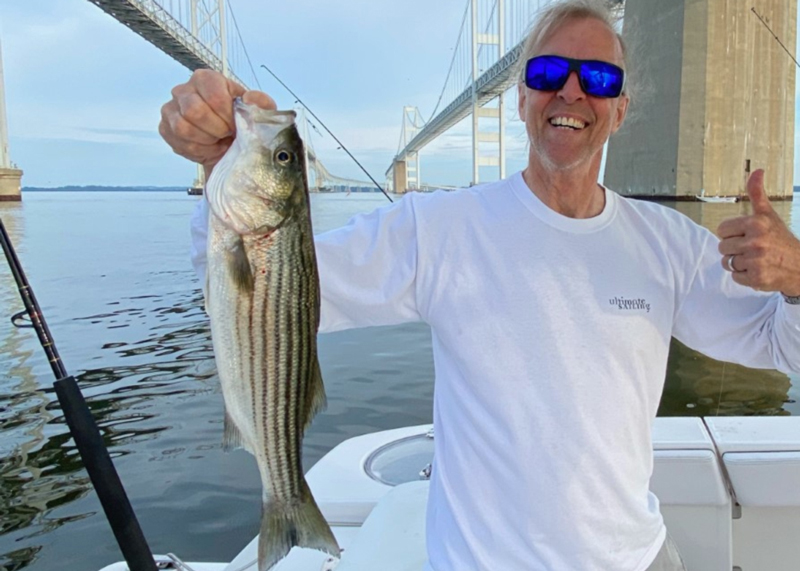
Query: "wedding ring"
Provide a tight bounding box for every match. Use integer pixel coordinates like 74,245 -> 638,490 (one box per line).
725,254 -> 738,272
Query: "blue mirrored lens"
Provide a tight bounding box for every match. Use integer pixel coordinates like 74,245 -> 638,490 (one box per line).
525,56 -> 624,98
580,61 -> 625,98
525,56 -> 570,91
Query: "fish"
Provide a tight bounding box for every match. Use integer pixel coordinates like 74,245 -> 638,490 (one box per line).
204,99 -> 340,571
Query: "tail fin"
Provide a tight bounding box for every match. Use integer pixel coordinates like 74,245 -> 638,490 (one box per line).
258,479 -> 340,571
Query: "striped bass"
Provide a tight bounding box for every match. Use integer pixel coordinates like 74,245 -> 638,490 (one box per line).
204,99 -> 339,571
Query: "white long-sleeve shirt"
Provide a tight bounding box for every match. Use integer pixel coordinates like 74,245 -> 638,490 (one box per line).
192,171 -> 800,571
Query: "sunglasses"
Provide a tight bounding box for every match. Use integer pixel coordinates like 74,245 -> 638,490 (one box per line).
524,55 -> 626,98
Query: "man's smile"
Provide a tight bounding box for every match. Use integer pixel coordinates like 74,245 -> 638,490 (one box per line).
548,115 -> 588,130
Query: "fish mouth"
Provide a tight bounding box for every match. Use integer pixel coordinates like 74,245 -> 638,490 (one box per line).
234,98 -> 296,127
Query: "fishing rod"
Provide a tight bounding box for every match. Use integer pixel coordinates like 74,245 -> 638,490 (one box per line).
260,63 -> 394,203
0,217 -> 158,571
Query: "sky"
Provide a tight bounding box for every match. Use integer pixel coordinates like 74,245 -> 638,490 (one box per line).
0,0 -> 799,189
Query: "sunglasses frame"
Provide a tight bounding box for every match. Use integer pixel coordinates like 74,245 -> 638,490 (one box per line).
524,55 -> 626,99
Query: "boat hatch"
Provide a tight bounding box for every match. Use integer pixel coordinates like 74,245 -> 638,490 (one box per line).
364,434 -> 434,485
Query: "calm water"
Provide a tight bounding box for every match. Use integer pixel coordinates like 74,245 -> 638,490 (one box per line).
0,190 -> 798,570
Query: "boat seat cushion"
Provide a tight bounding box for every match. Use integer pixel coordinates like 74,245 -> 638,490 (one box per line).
723,452 -> 800,506
335,481 -> 429,571
650,449 -> 729,506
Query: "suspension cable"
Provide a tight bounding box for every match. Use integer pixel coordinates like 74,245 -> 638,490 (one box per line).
225,0 -> 262,90
425,0 -> 472,123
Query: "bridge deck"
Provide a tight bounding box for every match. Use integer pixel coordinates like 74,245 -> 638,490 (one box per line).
390,41 -> 523,171
89,0 -> 245,86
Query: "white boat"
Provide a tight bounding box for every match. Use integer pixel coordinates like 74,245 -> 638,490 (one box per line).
696,190 -> 738,203
100,417 -> 800,571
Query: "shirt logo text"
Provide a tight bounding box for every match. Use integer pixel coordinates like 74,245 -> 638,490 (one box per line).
609,296 -> 650,313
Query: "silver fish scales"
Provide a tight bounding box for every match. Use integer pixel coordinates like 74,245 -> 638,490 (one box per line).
205,100 -> 339,571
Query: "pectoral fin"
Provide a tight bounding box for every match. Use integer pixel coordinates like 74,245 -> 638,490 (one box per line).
228,237 -> 254,293
203,272 -> 211,314
223,409 -> 246,452
302,358 -> 327,430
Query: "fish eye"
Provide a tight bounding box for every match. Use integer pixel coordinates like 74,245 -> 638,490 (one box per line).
275,150 -> 294,165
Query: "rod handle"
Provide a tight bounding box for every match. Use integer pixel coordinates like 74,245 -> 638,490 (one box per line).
54,376 -> 158,571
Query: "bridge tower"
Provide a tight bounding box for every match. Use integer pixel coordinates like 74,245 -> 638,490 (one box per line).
188,0 -> 230,193
470,0 -> 505,185
0,38 -> 22,202
604,0 -> 796,200
393,106 -> 425,194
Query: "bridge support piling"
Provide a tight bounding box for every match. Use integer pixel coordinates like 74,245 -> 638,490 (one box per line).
604,0 -> 796,199
0,38 -> 20,201
0,168 -> 22,202
406,151 -> 420,190
393,160 -> 409,195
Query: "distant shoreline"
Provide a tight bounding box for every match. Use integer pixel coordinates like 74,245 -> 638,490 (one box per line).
22,186 -> 800,193
22,186 -> 187,192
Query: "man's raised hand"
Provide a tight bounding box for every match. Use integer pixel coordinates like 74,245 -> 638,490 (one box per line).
158,69 -> 276,178
717,169 -> 800,296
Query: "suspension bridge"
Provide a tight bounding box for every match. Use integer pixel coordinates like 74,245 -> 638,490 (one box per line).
86,0 -> 383,193
10,0 -> 789,199
81,0 -> 626,194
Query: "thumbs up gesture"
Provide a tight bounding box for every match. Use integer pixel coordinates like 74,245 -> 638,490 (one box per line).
717,169 -> 800,296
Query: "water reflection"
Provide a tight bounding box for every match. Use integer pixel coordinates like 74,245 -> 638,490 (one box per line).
671,198 -> 794,232
2,547 -> 41,571
0,284 -> 216,570
660,338 -> 793,416
0,207 -> 71,569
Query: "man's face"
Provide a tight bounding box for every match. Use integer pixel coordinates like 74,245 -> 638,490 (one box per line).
517,17 -> 629,172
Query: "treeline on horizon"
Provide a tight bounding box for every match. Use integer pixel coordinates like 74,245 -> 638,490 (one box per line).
22,185 -> 800,193
22,186 -> 187,192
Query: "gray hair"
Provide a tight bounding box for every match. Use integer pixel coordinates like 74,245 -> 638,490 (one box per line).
517,0 -> 636,100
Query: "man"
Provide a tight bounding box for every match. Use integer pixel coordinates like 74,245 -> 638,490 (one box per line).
160,1 -> 800,569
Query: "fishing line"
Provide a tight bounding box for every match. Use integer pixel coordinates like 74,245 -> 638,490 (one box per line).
715,362 -> 727,417
260,63 -> 394,203
751,7 -> 800,69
